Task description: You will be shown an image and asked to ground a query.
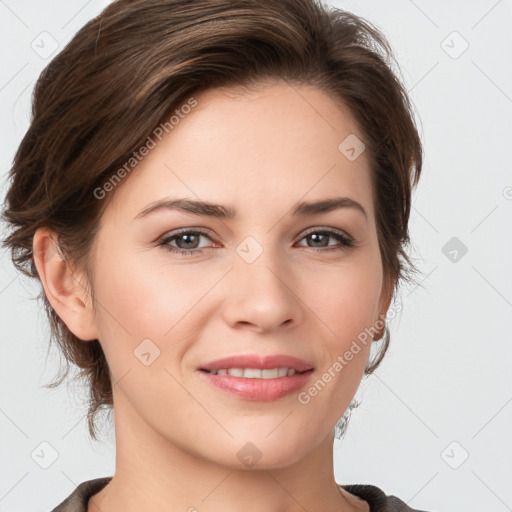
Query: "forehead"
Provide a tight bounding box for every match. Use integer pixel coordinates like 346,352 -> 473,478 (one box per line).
101,80 -> 375,225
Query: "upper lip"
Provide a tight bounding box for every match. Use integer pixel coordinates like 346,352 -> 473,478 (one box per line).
199,354 -> 314,373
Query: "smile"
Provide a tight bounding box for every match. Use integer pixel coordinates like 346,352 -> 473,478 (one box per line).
202,367 -> 305,378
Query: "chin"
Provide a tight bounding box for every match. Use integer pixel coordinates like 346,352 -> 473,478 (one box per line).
196,430 -> 313,471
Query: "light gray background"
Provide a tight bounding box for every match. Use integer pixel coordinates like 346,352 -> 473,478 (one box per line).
1,1 -> 511,511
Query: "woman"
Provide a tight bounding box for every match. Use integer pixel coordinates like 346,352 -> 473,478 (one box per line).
2,0 -> 426,510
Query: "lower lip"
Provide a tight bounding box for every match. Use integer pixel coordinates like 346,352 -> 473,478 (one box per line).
198,369 -> 314,401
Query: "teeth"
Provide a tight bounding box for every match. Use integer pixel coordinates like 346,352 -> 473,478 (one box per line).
208,367 -> 298,378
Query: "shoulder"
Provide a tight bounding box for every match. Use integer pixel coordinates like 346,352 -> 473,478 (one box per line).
49,477 -> 112,512
340,483 -> 432,512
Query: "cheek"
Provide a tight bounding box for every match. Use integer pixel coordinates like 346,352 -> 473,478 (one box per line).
302,257 -> 383,383
305,257 -> 383,340
90,245 -> 222,373
89,251 -> 206,423
93,243 -> 189,334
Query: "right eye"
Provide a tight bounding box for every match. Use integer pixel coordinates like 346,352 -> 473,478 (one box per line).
158,229 -> 217,256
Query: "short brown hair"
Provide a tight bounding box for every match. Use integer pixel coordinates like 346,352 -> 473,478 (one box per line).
1,0 -> 422,440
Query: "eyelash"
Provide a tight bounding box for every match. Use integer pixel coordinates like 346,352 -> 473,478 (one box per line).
157,227 -> 355,256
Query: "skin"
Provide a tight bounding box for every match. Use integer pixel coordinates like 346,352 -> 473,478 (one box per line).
34,80 -> 395,512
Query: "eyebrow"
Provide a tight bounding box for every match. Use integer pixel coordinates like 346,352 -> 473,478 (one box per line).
134,196 -> 367,221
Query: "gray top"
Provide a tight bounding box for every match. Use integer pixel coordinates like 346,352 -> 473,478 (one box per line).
49,477 -> 432,512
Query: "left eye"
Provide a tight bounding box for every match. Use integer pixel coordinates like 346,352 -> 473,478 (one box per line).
297,228 -> 354,250
158,228 -> 354,255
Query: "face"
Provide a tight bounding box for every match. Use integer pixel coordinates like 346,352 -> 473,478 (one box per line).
81,80 -> 392,468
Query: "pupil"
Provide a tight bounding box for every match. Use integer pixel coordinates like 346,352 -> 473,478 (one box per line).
310,233 -> 327,247
179,234 -> 198,249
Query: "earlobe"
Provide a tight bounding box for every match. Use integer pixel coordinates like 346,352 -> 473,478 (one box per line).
32,227 -> 98,341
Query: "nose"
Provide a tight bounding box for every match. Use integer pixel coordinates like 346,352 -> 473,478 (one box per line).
221,246 -> 303,334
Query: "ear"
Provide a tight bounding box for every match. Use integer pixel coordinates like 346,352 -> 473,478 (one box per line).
33,227 -> 98,341
373,276 -> 396,341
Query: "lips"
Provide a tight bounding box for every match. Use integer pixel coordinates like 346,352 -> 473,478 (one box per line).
199,354 -> 314,373
198,354 -> 315,401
